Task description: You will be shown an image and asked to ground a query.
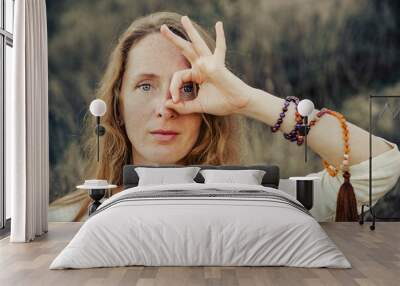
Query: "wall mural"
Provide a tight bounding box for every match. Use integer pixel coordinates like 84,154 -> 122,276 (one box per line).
47,0 -> 400,222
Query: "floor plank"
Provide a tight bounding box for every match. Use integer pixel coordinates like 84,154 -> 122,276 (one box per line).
0,222 -> 399,286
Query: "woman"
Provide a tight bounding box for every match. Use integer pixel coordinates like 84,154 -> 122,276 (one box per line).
50,11 -> 400,222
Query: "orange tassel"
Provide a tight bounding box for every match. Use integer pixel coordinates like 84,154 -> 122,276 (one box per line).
335,171 -> 358,221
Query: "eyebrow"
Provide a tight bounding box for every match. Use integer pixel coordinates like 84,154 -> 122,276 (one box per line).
132,73 -> 160,82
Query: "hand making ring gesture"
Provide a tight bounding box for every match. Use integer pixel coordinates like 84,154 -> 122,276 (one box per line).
160,16 -> 251,116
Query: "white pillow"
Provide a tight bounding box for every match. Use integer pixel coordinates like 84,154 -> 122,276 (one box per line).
200,169 -> 266,185
135,167 -> 201,186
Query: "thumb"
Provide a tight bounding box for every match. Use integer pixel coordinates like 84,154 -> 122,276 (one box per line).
165,99 -> 203,114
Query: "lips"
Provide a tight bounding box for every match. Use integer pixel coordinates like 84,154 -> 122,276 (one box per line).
150,129 -> 179,142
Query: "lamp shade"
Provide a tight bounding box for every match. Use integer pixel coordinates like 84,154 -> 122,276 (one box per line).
298,99 -> 314,117
89,99 -> 107,117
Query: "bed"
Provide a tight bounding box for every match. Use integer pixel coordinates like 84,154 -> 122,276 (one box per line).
49,165 -> 350,269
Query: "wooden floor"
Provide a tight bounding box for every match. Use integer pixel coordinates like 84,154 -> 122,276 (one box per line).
0,222 -> 399,286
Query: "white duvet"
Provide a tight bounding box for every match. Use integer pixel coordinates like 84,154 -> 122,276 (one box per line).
50,183 -> 351,269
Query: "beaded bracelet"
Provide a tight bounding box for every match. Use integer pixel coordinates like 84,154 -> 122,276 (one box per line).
316,108 -> 350,176
283,110 -> 304,145
270,96 -> 299,133
313,108 -> 357,221
275,104 -> 356,221
289,107 -> 350,175
300,108 -> 350,175
271,96 -> 305,145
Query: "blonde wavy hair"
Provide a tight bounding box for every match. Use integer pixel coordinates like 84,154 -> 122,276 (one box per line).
53,11 -> 243,221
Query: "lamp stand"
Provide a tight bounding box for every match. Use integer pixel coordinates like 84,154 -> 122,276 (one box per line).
298,116 -> 310,162
95,116 -> 106,162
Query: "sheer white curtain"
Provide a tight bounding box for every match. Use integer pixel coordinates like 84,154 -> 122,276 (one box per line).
9,0 -> 49,242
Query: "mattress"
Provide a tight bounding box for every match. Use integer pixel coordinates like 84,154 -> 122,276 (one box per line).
49,183 -> 351,269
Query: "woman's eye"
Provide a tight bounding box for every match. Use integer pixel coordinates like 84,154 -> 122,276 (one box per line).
180,83 -> 197,100
138,83 -> 151,92
183,83 -> 193,93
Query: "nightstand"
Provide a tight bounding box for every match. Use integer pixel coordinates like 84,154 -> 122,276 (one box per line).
77,181 -> 117,215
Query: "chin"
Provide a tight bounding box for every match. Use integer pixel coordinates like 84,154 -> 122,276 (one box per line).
144,148 -> 187,165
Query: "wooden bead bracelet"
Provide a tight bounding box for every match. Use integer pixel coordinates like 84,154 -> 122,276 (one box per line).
315,108 -> 351,176
307,107 -> 357,221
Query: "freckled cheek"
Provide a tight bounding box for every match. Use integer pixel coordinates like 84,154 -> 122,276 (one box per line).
180,115 -> 202,140
122,96 -> 153,135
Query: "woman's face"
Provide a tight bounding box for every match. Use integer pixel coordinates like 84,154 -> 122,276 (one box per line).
119,32 -> 202,165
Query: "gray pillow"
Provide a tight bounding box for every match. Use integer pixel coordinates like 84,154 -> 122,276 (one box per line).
200,169 -> 266,185
135,167 -> 201,186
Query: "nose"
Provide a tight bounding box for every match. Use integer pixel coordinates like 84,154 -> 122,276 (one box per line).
156,88 -> 178,119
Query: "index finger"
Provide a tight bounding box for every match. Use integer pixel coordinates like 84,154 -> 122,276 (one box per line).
181,16 -> 212,57
160,24 -> 198,63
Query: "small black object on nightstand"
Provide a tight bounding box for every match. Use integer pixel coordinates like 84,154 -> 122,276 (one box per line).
77,180 -> 117,216
289,177 -> 319,210
88,189 -> 106,215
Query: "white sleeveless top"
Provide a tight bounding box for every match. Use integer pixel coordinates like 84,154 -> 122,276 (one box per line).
307,136 -> 400,221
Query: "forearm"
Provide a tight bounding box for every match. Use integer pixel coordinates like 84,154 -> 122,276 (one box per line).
236,85 -> 392,167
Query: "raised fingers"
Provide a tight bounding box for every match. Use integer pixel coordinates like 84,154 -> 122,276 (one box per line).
181,16 -> 212,57
214,21 -> 226,64
160,24 -> 198,63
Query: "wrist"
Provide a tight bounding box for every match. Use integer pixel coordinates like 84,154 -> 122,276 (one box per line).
214,67 -> 254,113
233,85 -> 257,116
234,86 -> 274,119
234,88 -> 297,134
